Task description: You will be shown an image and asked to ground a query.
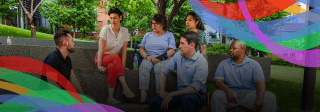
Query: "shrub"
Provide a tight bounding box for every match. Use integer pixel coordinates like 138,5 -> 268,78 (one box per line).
127,35 -> 144,48
132,35 -> 144,43
265,54 -> 320,70
207,43 -> 231,55
27,25 -> 54,34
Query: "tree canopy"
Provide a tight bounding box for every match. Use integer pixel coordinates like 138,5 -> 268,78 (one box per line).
39,0 -> 100,38
0,0 -> 19,21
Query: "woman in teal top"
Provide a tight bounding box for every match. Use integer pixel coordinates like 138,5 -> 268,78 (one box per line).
174,11 -> 208,75
186,11 -> 207,60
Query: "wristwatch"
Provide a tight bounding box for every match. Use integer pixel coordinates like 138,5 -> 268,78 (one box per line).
145,55 -> 149,59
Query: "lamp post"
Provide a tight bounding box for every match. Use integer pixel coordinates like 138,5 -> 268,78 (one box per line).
301,0 -> 317,111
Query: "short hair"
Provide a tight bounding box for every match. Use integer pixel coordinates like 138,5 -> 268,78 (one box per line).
108,7 -> 123,23
180,31 -> 199,49
187,11 -> 205,31
54,30 -> 70,47
151,13 -> 167,31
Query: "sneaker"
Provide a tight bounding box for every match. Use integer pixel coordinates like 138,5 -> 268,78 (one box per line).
140,97 -> 149,103
107,97 -> 121,104
123,90 -> 135,98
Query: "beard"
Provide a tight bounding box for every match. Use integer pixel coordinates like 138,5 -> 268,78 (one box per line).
67,47 -> 75,53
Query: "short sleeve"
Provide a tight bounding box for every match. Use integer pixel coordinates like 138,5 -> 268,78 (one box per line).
190,60 -> 208,92
123,28 -> 130,42
198,31 -> 207,45
41,54 -> 60,81
252,61 -> 265,83
214,61 -> 225,80
44,54 -> 60,70
168,32 -> 177,49
138,33 -> 149,48
99,26 -> 107,41
161,51 -> 179,75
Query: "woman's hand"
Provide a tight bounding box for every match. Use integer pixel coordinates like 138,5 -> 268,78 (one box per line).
104,47 -> 115,52
146,55 -> 154,62
98,66 -> 107,73
152,58 -> 160,64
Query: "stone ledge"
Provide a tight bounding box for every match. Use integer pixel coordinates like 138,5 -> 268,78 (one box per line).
107,103 -> 211,112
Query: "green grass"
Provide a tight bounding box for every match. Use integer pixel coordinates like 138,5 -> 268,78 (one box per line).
0,24 -> 97,42
206,65 -> 320,112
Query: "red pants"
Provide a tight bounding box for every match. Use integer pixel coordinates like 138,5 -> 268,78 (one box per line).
95,53 -> 125,87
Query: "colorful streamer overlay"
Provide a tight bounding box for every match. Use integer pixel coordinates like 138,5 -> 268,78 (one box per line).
189,0 -> 320,52
1,0 -> 320,111
189,0 -> 320,67
0,57 -> 123,112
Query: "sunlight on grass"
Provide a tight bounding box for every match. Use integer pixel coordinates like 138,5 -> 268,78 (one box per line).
0,24 -> 98,42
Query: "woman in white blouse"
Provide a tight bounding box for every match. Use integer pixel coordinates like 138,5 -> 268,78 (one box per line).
95,8 -> 135,104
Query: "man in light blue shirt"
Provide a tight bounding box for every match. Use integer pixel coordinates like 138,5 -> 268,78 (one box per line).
211,40 -> 277,112
149,31 -> 208,112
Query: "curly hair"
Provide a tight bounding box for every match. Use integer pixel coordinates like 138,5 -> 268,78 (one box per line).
151,13 -> 167,31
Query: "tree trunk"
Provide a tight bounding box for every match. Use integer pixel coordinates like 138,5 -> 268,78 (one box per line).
131,36 -> 133,48
73,26 -> 76,38
222,35 -> 226,44
17,0 -> 45,39
29,19 -> 36,39
158,0 -> 167,15
167,0 -> 186,28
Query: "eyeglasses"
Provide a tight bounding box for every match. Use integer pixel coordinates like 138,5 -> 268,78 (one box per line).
151,22 -> 158,26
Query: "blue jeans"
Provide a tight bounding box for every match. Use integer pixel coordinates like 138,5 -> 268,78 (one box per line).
149,92 -> 205,112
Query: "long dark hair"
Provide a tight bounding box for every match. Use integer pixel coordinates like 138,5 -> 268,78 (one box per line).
187,12 -> 205,31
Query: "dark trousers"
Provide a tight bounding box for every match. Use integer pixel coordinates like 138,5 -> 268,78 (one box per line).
149,93 -> 205,112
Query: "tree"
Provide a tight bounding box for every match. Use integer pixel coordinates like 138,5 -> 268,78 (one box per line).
151,0 -> 186,28
39,0 -> 99,38
17,0 -> 45,39
105,0 -> 157,48
0,0 -> 19,22
165,0 -> 193,46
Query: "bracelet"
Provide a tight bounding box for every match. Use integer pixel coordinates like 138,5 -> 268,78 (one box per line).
145,55 -> 149,59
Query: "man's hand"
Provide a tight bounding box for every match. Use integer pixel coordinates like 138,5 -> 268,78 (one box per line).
124,67 -> 129,70
226,92 -> 237,104
253,98 -> 263,112
161,94 -> 173,110
98,66 -> 107,73
160,91 -> 168,98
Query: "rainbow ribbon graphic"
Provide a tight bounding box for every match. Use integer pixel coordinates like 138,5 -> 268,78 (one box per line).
189,0 -> 320,67
0,56 -> 123,112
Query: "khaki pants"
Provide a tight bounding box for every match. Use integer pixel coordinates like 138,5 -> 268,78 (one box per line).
211,90 -> 277,112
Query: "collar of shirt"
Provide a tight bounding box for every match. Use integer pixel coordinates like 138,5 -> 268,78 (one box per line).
107,24 -> 124,39
185,50 -> 201,61
229,55 -> 250,66
54,47 -> 67,63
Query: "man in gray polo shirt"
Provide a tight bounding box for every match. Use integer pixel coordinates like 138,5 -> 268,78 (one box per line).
211,40 -> 277,112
